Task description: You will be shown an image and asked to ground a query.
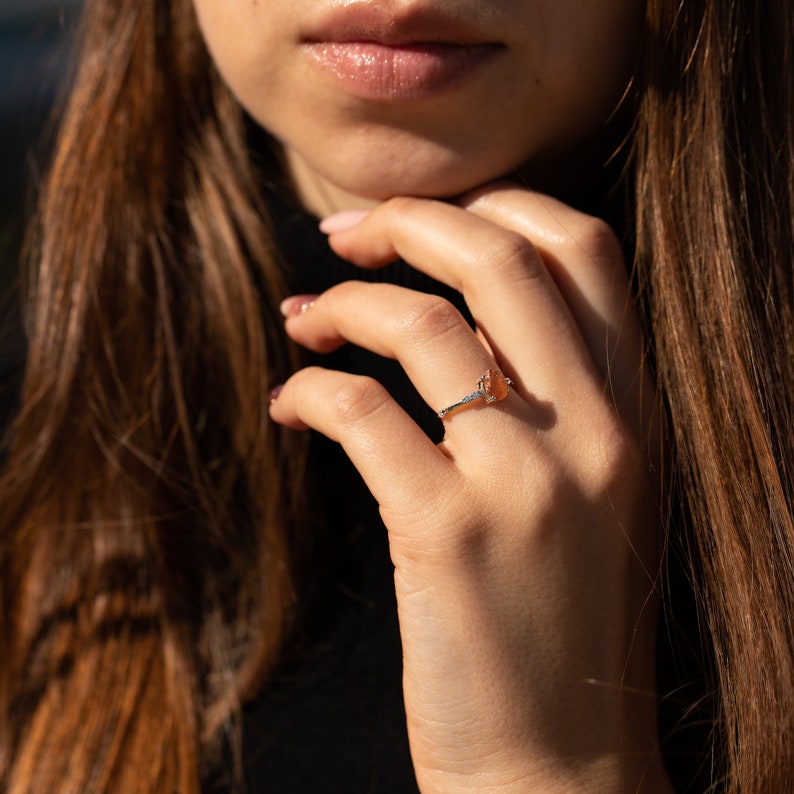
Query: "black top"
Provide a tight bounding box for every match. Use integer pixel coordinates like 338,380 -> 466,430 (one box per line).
238,191 -> 466,793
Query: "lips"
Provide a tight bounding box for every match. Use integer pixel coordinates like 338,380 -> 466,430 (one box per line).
301,4 -> 506,101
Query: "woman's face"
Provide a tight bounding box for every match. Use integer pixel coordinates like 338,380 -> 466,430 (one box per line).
191,0 -> 644,210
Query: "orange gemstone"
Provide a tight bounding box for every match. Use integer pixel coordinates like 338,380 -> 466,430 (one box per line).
482,369 -> 509,401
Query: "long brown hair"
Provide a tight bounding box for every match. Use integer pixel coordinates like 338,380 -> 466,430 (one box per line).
0,0 -> 306,789
0,0 -> 792,791
636,0 -> 794,789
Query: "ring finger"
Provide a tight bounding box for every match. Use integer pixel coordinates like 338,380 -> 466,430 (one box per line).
280,281 -> 527,442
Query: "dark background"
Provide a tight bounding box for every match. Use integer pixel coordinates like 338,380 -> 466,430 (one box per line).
1,0 -> 82,295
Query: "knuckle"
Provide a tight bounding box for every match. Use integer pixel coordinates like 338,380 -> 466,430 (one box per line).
381,195 -> 421,220
568,216 -> 623,266
398,295 -> 462,343
327,375 -> 390,425
480,230 -> 545,283
581,415 -> 642,495
323,280 -> 362,302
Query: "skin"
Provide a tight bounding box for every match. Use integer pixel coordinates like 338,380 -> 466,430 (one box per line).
192,0 -> 673,790
192,0 -> 645,208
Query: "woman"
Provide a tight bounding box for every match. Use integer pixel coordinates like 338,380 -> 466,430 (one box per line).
1,0 -> 792,791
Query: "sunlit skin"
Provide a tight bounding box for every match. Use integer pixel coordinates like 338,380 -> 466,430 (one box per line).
192,0 -> 644,210
192,1 -> 673,791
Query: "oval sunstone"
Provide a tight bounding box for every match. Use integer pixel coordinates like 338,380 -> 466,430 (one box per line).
481,369 -> 510,401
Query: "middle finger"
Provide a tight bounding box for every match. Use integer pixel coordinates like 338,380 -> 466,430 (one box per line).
281,281 -> 528,442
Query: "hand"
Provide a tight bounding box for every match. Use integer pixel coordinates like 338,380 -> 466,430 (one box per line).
269,183 -> 671,793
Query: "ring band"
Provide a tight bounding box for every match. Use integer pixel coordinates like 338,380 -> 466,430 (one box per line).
437,369 -> 513,419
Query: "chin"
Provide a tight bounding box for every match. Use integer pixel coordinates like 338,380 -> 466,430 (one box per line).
337,177 -> 470,202
321,156 -> 518,202
280,127 -> 538,212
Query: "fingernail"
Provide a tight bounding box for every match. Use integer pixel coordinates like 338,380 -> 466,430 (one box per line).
319,209 -> 370,234
268,384 -> 284,404
279,294 -> 319,317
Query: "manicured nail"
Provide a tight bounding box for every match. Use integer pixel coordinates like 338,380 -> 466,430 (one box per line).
319,209 -> 370,234
268,384 -> 284,404
279,294 -> 319,317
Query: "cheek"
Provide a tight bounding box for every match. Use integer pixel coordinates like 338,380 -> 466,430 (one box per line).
533,3 -> 644,137
191,1 -> 287,111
